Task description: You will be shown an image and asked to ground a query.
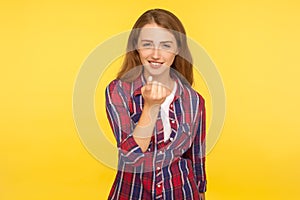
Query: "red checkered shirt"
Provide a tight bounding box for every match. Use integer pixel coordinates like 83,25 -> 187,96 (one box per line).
105,70 -> 206,200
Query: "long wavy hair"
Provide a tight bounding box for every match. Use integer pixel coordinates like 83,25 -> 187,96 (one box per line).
117,9 -> 194,85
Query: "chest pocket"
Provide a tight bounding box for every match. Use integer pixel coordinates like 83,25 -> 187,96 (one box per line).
167,123 -> 194,154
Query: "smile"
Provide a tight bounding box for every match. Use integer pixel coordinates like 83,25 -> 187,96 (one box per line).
148,61 -> 164,68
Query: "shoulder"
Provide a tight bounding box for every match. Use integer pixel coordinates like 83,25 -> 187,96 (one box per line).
195,90 -> 205,108
105,78 -> 132,95
105,79 -> 134,108
106,78 -> 126,89
171,69 -> 205,107
180,86 -> 205,120
106,73 -> 144,98
181,84 -> 205,106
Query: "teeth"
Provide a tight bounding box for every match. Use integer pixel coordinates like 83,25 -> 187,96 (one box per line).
150,61 -> 162,66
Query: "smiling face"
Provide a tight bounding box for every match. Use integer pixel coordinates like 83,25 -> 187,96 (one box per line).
137,23 -> 178,78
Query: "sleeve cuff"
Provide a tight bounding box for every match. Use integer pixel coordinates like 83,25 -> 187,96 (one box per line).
198,180 -> 207,193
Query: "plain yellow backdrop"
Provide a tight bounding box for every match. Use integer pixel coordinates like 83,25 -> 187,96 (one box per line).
1,0 -> 300,199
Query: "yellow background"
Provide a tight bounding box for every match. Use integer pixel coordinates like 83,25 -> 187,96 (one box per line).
1,0 -> 300,199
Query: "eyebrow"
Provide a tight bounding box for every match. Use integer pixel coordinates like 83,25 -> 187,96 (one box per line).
140,39 -> 173,43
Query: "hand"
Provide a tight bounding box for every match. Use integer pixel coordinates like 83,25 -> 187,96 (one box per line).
141,77 -> 171,107
199,193 -> 205,200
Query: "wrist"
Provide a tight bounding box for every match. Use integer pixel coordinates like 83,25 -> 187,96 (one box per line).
143,103 -> 160,111
137,104 -> 159,127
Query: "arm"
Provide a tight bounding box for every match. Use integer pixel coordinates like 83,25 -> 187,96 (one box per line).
132,104 -> 159,152
182,94 -> 207,193
133,81 -> 171,151
105,80 -> 144,165
106,80 -> 170,155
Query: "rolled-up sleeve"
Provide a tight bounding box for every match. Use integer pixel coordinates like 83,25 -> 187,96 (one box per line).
105,80 -> 144,165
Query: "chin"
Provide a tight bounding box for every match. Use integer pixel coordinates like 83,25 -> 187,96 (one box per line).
144,64 -> 169,77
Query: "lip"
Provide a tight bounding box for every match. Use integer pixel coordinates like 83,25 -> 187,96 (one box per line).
148,60 -> 164,69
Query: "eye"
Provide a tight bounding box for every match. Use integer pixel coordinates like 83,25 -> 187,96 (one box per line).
142,42 -> 153,48
160,42 -> 173,50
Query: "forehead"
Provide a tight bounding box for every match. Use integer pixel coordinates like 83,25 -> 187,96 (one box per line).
139,24 -> 176,42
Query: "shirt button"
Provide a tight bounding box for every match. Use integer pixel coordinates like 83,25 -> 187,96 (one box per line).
157,184 -> 161,188
170,137 -> 174,141
157,167 -> 160,170
170,104 -> 173,108
148,148 -> 151,152
159,151 -> 163,154
171,120 -> 175,124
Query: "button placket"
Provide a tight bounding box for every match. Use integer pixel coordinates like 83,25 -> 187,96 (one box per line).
155,151 -> 163,183
169,102 -> 177,145
155,160 -> 162,175
155,163 -> 163,198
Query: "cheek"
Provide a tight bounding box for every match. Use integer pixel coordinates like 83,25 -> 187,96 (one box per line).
165,53 -> 176,63
138,50 -> 151,60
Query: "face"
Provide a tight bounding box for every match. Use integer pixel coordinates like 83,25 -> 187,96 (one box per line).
137,23 -> 178,77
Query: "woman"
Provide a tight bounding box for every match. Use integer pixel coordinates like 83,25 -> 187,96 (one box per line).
105,9 -> 206,200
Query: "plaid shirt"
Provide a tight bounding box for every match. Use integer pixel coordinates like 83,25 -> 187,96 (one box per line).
105,70 -> 206,200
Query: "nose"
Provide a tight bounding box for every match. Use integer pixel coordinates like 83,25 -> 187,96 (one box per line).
151,47 -> 161,60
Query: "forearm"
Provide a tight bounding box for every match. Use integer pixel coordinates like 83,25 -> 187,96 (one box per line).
133,104 -> 159,152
